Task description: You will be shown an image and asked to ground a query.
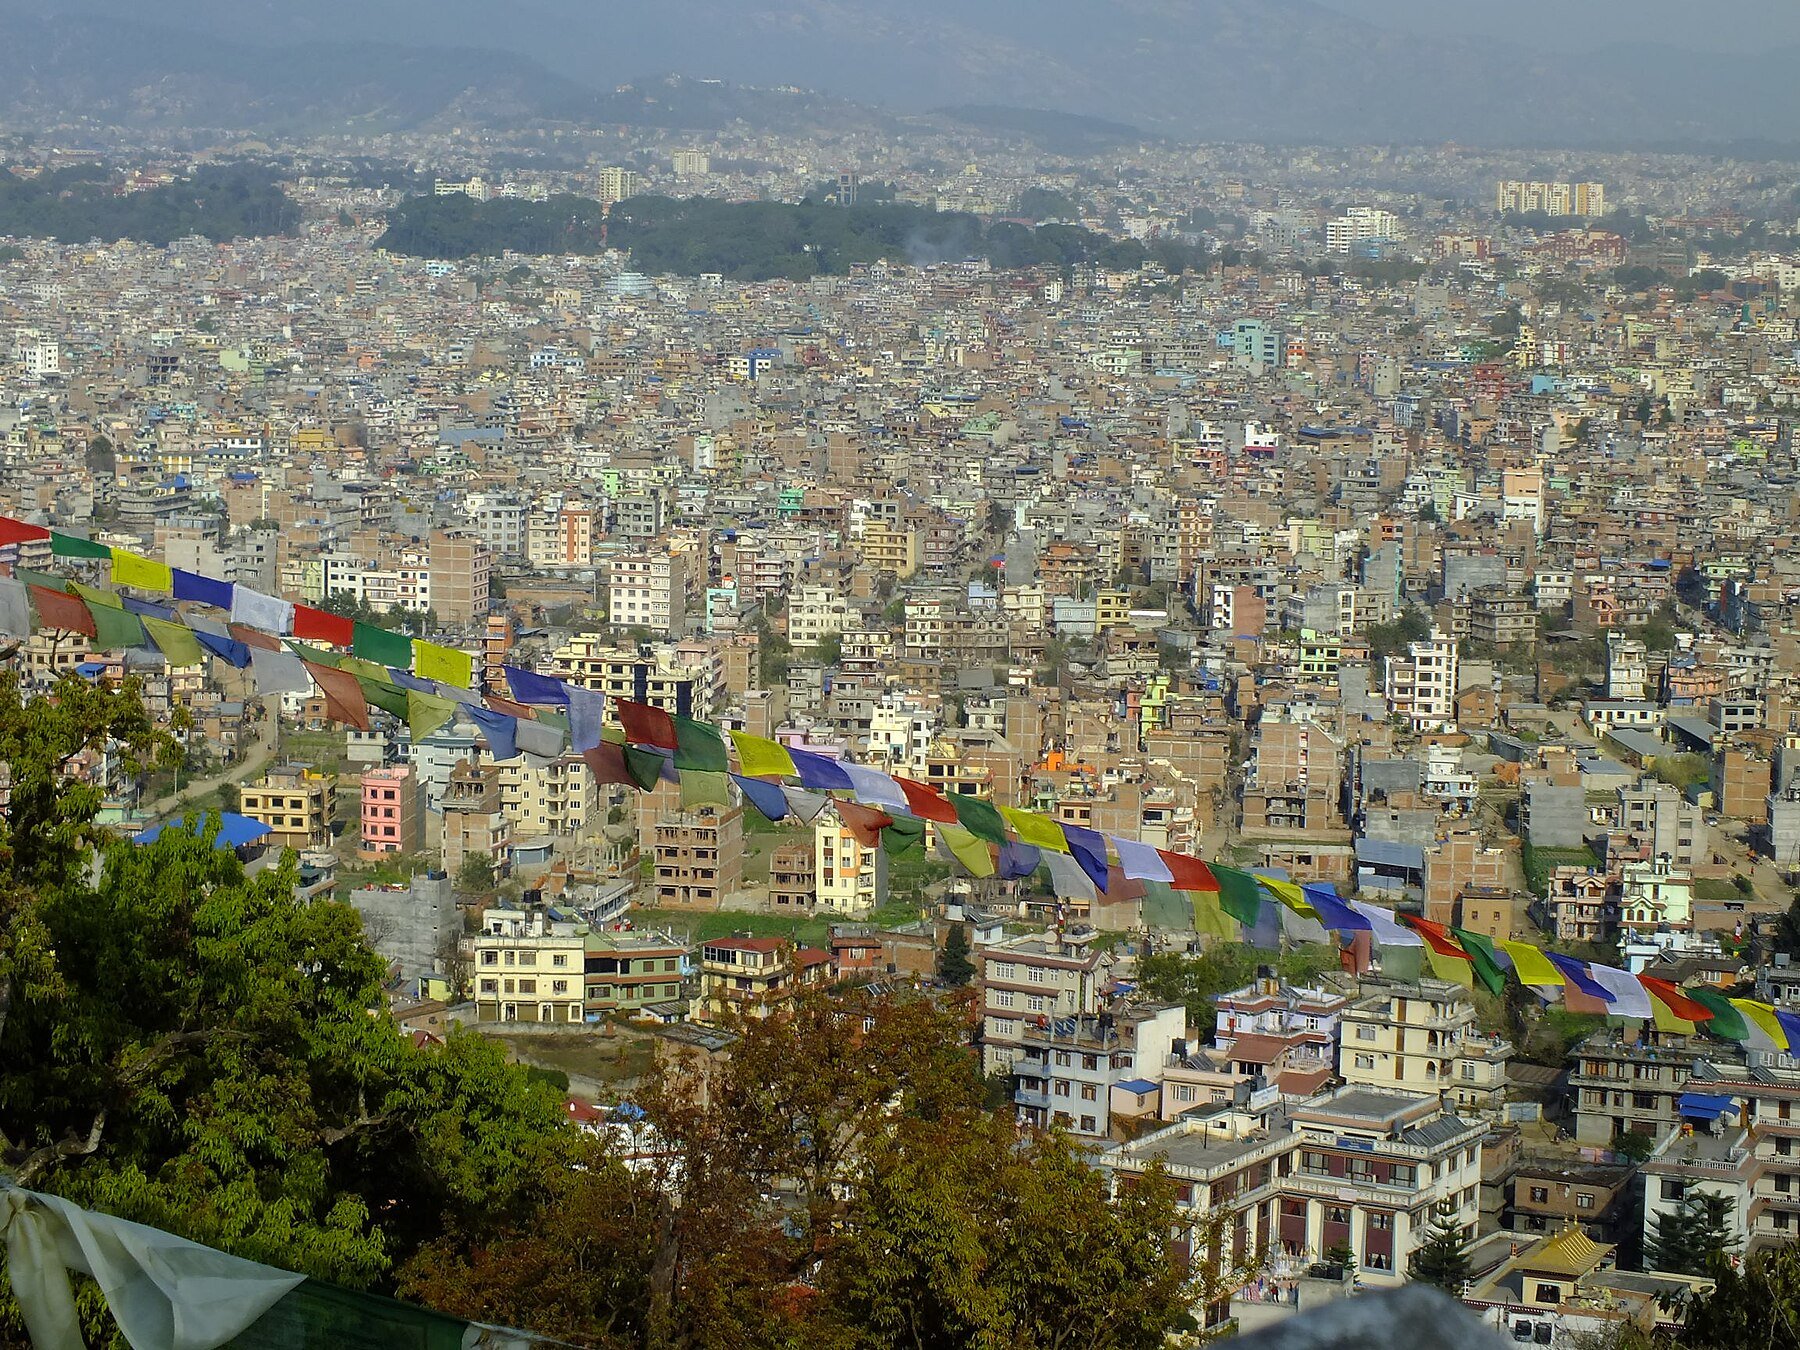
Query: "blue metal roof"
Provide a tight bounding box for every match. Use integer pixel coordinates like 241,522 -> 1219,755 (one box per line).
1116,1078 -> 1158,1095
133,812 -> 273,849
1355,838 -> 1425,870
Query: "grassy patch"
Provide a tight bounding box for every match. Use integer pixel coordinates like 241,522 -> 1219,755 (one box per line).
493,1030 -> 659,1093
1522,841 -> 1600,896
1696,876 -> 1751,902
632,906 -> 832,947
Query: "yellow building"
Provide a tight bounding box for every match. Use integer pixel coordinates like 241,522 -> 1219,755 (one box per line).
860,521 -> 920,578
1339,978 -> 1513,1116
239,765 -> 335,851
472,907 -> 588,1024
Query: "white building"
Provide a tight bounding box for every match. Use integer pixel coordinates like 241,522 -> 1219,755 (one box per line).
608,553 -> 688,636
1383,627 -> 1459,731
813,816 -> 886,915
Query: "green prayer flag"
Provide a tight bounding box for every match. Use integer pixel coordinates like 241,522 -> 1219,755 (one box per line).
1688,986 -> 1750,1042
1191,892 -> 1239,941
50,531 -> 110,559
355,674 -> 409,720
1381,945 -> 1426,982
672,715 -> 729,773
143,616 -> 204,666
406,690 -> 458,740
679,769 -> 732,808
1450,926 -> 1509,997
623,744 -> 665,791
289,641 -> 345,669
90,602 -> 146,651
881,815 -> 926,856
352,621 -> 412,667
14,568 -> 66,593
70,580 -> 123,609
948,791 -> 1008,845
1212,864 -> 1268,926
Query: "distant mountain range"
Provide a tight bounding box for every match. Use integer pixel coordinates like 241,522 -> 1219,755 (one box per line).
3,0 -> 1800,149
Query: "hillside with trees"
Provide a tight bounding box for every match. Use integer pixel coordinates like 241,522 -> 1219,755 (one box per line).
0,164 -> 299,246
377,191 -> 1213,279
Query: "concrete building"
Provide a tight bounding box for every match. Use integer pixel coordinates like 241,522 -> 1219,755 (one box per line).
1383,627 -> 1458,731
239,764 -> 334,852
1011,1003 -> 1186,1138
978,927 -> 1113,1075
813,815 -> 887,915
1100,1086 -> 1485,1290
652,804 -> 744,910
583,930 -> 687,1018
697,935 -> 827,1021
608,551 -> 688,635
473,905 -> 588,1024
1338,978 -> 1513,1118
358,763 -> 420,857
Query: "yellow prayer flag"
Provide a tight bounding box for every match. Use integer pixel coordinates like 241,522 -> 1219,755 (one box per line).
1650,1000 -> 1697,1035
1733,998 -> 1787,1049
413,639 -> 473,689
405,689 -> 459,740
1256,875 -> 1319,919
730,730 -> 796,778
1000,806 -> 1070,853
1501,940 -> 1566,987
110,549 -> 173,593
1191,892 -> 1238,941
939,823 -> 996,877
70,580 -> 124,610
1423,945 -> 1476,989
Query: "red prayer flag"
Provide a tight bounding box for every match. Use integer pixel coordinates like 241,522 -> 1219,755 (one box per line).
582,742 -> 638,789
1640,975 -> 1714,1022
486,694 -> 535,719
1562,985 -> 1612,1016
229,623 -> 281,652
0,517 -> 50,546
1341,930 -> 1374,975
896,776 -> 959,823
292,604 -> 354,647
616,699 -> 678,750
1158,849 -> 1219,892
1399,913 -> 1471,960
1103,866 -> 1145,900
29,585 -> 96,637
303,660 -> 370,732
834,800 -> 894,848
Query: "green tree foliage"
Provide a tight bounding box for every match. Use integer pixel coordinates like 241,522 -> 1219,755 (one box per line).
0,672 -> 568,1311
1678,1242 -> 1800,1349
378,192 -> 1213,279
937,922 -> 975,986
1016,186 -> 1081,221
1365,606 -> 1433,660
1644,1192 -> 1735,1275
1407,1199 -> 1471,1290
0,164 -> 298,245
455,854 -> 496,894
1136,945 -> 1338,1029
407,990 -> 1198,1349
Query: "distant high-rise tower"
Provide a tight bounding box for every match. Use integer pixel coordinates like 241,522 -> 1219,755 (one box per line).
597,166 -> 642,206
837,172 -> 857,207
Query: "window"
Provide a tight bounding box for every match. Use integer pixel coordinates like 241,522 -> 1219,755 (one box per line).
994,990 -> 1016,1009
1028,966 -> 1047,984
1080,1084 -> 1097,1102
481,951 -> 498,966
552,981 -> 569,995
1355,1054 -> 1376,1070
1080,1116 -> 1097,1133
1529,1187 -> 1549,1204
991,962 -> 1016,981
1535,1284 -> 1563,1305
1576,1192 -> 1594,1210
1369,1213 -> 1392,1231
479,979 -> 497,994
518,980 -> 536,995
1356,1024 -> 1377,1041
552,954 -> 568,968
1661,1180 -> 1686,1202
1325,1206 -> 1350,1225
1053,1081 -> 1070,1097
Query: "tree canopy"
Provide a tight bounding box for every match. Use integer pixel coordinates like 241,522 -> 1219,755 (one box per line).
0,164 -> 298,246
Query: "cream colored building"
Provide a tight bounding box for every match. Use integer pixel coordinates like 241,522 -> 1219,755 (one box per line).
814,816 -> 887,915
472,906 -> 587,1024
1339,978 -> 1513,1117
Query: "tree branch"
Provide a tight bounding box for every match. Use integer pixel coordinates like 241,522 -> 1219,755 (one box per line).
13,1109 -> 106,1186
318,1086 -> 393,1145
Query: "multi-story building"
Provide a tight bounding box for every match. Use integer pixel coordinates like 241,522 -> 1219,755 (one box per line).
1325,206 -> 1400,253
1100,1086 -> 1485,1291
548,637 -> 723,721
1211,975 -> 1347,1099
1338,978 -> 1513,1117
1010,1003 -> 1185,1138
1614,781 -> 1708,870
358,764 -> 419,857
240,764 -> 334,852
472,905 -> 588,1024
1383,627 -> 1458,731
498,753 -> 599,840
813,815 -> 887,916
583,930 -> 688,1018
697,936 -> 828,1021
1495,180 -> 1605,217
428,530 -> 491,626
1568,1030 -> 1742,1147
652,804 -> 744,910
978,927 -> 1114,1074
787,583 -> 850,650
608,552 -> 688,636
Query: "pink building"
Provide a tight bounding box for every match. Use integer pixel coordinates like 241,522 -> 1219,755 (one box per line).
360,765 -> 420,858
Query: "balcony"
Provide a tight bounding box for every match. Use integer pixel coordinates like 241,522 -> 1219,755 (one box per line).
1283,1170 -> 1416,1202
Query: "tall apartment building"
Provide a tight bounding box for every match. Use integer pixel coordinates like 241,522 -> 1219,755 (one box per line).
813,815 -> 887,915
1568,1029 -> 1742,1146
1101,1086 -> 1486,1296
548,638 -> 723,721
1325,206 -> 1400,253
596,166 -> 642,205
1339,978 -> 1513,1118
670,149 -> 711,176
526,505 -> 597,569
787,583 -> 850,649
358,764 -> 420,857
497,753 -> 598,839
608,552 -> 688,635
428,530 -> 492,626
1383,627 -> 1458,731
1011,1003 -> 1186,1138
239,765 -> 334,851
1496,180 -> 1605,217
652,804 -> 744,910
978,927 -> 1114,1074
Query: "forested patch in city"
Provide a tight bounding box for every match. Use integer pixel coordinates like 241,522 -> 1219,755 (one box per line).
377,191 -> 1213,278
0,164 -> 299,246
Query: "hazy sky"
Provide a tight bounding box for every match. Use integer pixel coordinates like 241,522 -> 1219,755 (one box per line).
1312,0 -> 1800,53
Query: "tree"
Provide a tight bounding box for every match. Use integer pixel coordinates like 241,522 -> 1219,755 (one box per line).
1407,1199 -> 1471,1290
456,854 -> 496,894
1612,1129 -> 1656,1164
84,435 -> 115,475
937,923 -> 975,986
1644,1191 -> 1735,1274
1679,1242 -> 1800,1349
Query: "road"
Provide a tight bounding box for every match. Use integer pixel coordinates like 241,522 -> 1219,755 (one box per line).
144,706 -> 280,816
